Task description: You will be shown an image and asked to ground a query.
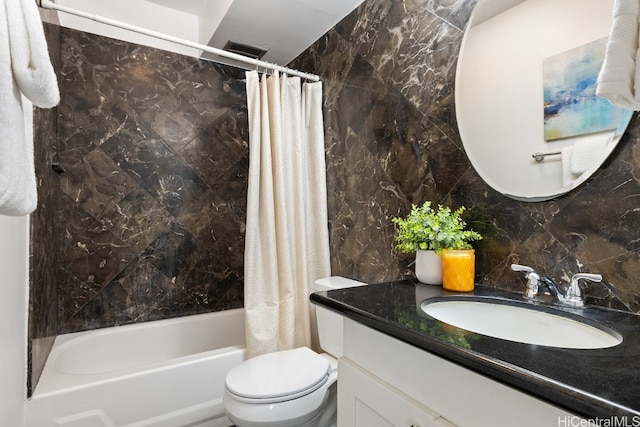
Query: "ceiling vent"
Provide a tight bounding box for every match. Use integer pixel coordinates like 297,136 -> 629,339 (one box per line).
223,41 -> 269,60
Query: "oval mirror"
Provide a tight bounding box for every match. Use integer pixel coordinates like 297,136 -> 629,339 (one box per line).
456,0 -> 634,201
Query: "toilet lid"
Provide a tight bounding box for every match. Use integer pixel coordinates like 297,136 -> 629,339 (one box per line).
226,347 -> 330,402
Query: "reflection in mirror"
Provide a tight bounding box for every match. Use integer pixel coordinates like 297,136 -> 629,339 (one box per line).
456,0 -> 633,201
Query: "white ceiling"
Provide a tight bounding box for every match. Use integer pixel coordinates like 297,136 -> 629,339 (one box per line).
144,0 -> 213,16
46,0 -> 364,69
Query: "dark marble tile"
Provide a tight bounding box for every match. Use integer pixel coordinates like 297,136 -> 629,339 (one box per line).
174,61 -> 247,115
178,111 -> 249,187
101,258 -> 183,322
141,222 -> 210,287
357,0 -> 461,110
57,267 -> 102,325
59,148 -> 139,219
325,124 -> 409,281
176,183 -> 246,258
34,26 -> 250,336
422,0 -> 479,31
179,254 -> 244,313
59,218 -> 138,288
99,189 -> 174,254
293,0 -> 640,315
101,130 -> 208,217
29,22 -> 61,395
60,291 -> 130,333
291,30 -> 358,110
334,54 -> 389,135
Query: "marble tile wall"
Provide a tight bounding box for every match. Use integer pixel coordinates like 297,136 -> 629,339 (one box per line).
291,0 -> 640,312
31,27 -> 248,338
29,22 -> 61,395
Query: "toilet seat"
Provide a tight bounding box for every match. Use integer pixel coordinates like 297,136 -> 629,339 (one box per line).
225,347 -> 330,404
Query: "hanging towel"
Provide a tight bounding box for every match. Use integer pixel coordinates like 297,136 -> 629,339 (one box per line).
596,0 -> 640,110
0,0 -> 59,216
562,146 -> 575,187
570,138 -> 608,175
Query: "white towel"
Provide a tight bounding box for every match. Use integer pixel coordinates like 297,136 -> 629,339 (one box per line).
596,0 -> 640,110
0,0 -> 59,216
570,139 -> 608,175
562,146 -> 575,187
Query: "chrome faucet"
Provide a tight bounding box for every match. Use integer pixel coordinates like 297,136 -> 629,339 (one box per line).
561,273 -> 603,307
511,264 -> 602,307
510,264 -> 542,298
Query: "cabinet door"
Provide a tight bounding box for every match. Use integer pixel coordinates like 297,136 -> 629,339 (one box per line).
338,358 -> 439,427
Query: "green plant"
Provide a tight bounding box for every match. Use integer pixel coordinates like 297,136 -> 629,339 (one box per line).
391,201 -> 482,254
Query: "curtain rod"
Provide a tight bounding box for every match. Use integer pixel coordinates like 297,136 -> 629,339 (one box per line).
38,0 -> 320,82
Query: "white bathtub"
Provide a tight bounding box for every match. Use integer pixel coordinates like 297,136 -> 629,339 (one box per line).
26,308 -> 246,427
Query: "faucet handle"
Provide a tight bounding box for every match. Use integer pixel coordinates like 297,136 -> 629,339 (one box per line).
511,264 -> 541,298
511,264 -> 535,274
570,273 -> 602,284
565,273 -> 602,307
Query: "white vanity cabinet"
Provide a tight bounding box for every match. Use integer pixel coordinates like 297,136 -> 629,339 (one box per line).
339,357 -> 449,427
338,319 -> 586,427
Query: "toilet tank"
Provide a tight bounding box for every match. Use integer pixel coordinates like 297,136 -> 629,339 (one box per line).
313,276 -> 367,358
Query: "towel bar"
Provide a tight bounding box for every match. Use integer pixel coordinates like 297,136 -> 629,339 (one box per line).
532,151 -> 561,162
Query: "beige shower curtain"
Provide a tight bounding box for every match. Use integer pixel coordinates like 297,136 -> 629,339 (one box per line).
244,70 -> 331,358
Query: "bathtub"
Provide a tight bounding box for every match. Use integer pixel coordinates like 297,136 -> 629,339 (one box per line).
26,308 -> 246,427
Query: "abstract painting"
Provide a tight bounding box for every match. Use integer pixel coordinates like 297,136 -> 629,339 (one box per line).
543,37 -> 632,141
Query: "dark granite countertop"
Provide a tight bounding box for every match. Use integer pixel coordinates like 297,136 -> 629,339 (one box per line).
310,280 -> 640,421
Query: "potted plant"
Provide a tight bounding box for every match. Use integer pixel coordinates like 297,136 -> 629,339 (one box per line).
392,202 -> 482,289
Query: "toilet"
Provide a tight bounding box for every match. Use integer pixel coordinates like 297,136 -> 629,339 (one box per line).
223,276 -> 365,427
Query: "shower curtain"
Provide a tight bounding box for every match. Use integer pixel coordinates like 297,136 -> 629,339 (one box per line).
244,70 -> 331,358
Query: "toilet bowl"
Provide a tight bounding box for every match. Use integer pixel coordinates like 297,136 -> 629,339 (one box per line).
223,276 -> 366,427
223,347 -> 337,427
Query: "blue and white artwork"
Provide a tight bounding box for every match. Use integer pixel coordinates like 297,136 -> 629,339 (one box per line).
543,37 -> 632,141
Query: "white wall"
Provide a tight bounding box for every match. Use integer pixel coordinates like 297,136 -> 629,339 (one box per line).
46,0 -> 202,58
0,215 -> 30,426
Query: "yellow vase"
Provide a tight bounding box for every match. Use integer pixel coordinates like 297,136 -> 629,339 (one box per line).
442,249 -> 475,292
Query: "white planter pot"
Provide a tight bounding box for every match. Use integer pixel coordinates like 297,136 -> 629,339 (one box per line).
415,250 -> 442,285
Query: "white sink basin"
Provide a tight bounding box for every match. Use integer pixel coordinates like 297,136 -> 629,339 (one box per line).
421,300 -> 622,349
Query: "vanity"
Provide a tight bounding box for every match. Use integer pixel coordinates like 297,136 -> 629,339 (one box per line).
311,280 -> 640,426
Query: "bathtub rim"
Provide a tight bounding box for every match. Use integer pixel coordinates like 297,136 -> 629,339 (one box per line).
32,308 -> 246,398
